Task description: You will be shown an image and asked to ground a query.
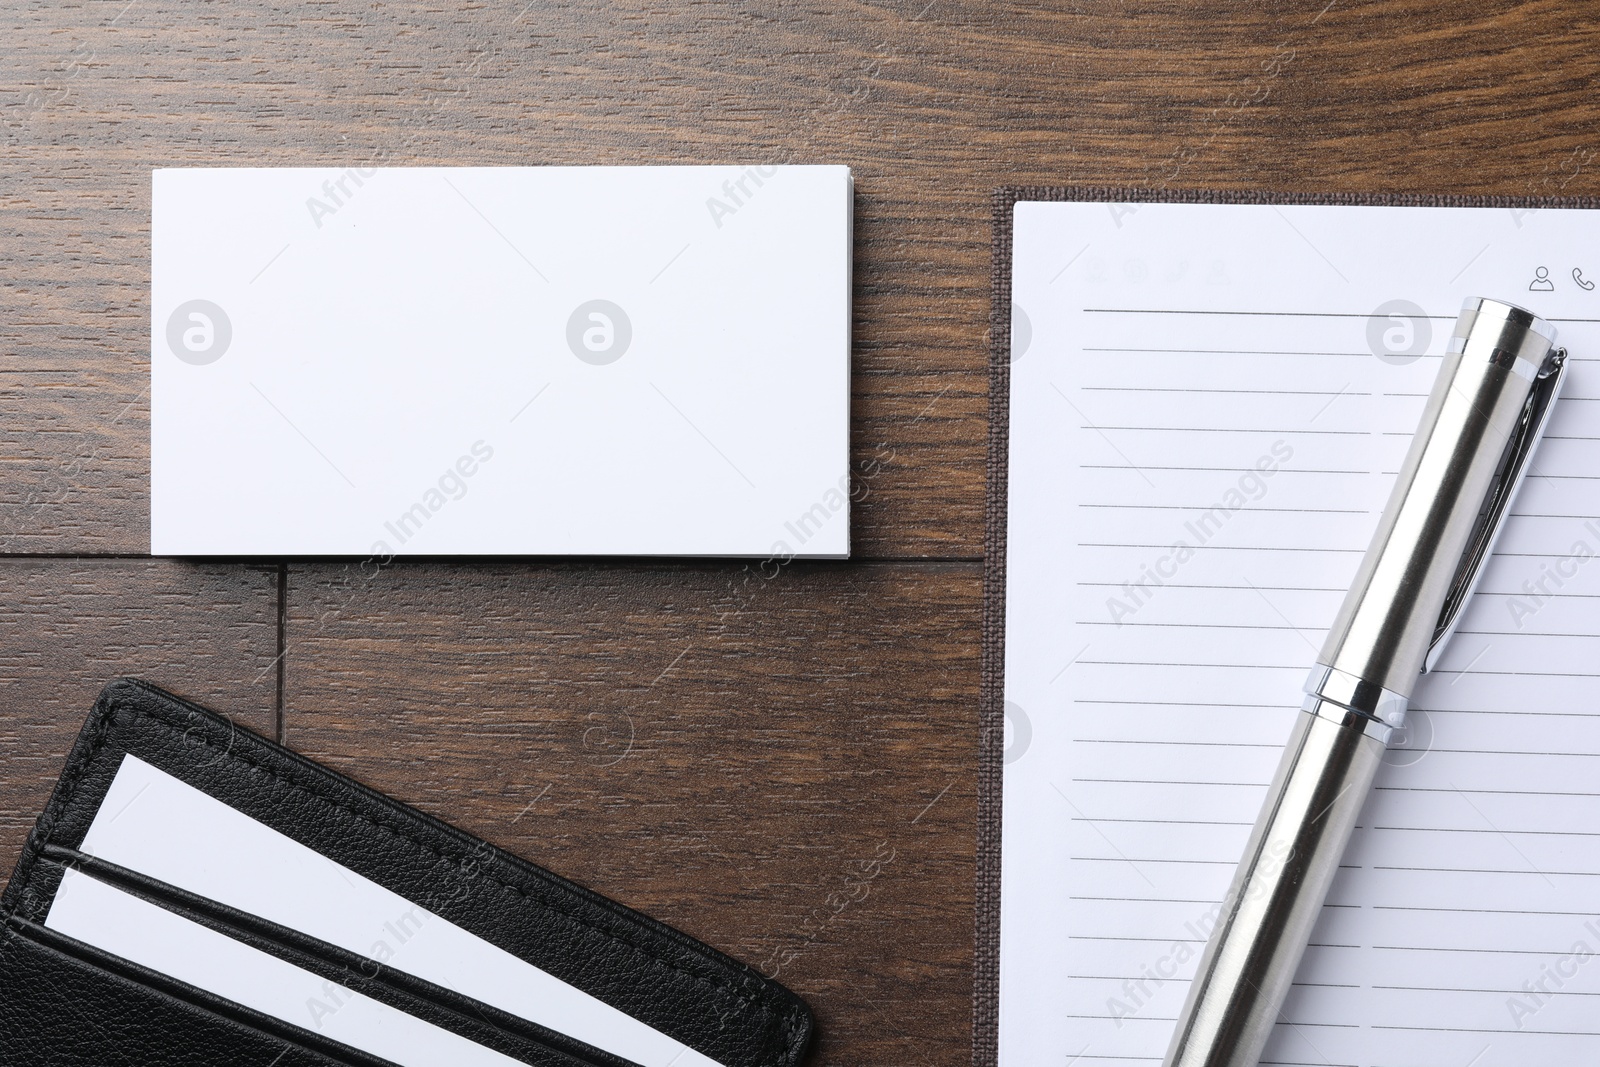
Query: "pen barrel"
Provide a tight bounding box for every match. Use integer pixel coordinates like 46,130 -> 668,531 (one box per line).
1316,298 -> 1559,700
1161,704 -> 1386,1067
1163,297 -> 1567,1067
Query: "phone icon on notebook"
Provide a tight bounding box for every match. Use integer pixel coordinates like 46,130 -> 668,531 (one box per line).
1575,267 -> 1596,291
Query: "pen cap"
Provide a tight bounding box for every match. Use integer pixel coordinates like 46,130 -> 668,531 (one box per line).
1316,298 -> 1564,702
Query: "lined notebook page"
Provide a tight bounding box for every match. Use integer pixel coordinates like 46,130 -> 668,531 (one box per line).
1002,202 -> 1600,1067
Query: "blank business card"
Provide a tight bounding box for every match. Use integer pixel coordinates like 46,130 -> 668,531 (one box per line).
56,753 -> 724,1067
151,166 -> 852,557
48,869 -> 527,1067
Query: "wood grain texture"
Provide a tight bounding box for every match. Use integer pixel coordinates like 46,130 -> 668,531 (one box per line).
9,3 -> 1600,1065
8,0 -> 1600,555
0,559 -> 278,878
281,559 -> 979,1065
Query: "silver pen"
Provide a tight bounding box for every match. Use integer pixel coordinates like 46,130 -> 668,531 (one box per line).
1161,297 -> 1569,1067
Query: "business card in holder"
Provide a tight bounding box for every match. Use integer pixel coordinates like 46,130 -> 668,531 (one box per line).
0,680 -> 813,1067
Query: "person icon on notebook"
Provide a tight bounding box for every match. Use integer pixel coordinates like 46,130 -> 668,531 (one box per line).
1529,265 -> 1556,291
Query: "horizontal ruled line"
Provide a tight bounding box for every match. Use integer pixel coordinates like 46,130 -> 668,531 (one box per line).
1068,897 -> 1218,906
1370,944 -> 1599,955
1073,738 -> 1280,749
1077,777 -> 1271,788
1371,1023 -> 1600,1037
1374,905 -> 1600,917
1373,824 -> 1600,837
1075,825 -> 1260,831
1068,934 -> 1204,944
1083,424 -> 1368,435
1078,543 -> 1362,553
1377,785 -> 1600,798
1080,464 -> 1369,475
1076,582 -> 1346,592
1071,856 -> 1237,865
1076,621 -> 1322,631
1081,385 -> 1373,396
1394,707 -> 1600,720
1373,865 -> 1600,877
1081,346 -> 1375,357
1078,503 -> 1367,514
1455,628 -> 1600,639
1078,660 -> 1304,669
1081,308 -> 1458,319
1374,747 -> 1600,759
1075,699 -> 1289,709
1372,982 -> 1600,996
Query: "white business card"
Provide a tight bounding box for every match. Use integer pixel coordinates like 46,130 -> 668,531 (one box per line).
53,754 -> 724,1067
151,166 -> 852,557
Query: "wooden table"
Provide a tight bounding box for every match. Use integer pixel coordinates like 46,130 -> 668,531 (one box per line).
4,2 -> 1598,1063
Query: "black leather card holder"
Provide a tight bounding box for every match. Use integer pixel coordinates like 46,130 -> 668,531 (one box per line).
0,679 -> 813,1067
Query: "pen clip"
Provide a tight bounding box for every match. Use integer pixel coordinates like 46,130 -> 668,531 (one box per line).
1424,346 -> 1570,673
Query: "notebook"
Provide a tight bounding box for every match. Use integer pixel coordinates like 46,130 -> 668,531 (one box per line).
981,191 -> 1600,1067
